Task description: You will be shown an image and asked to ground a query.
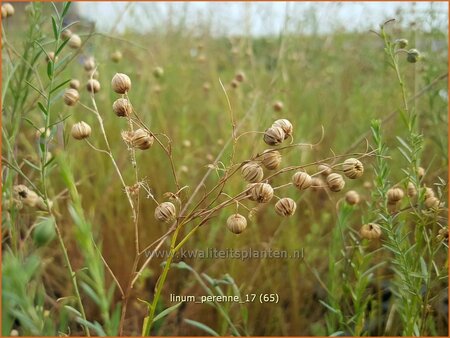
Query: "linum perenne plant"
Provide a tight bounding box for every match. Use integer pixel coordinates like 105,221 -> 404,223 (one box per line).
67,60 -> 376,334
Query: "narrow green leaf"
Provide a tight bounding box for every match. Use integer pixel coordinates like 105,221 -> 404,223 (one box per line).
64,305 -> 82,317
50,79 -> 71,94
152,302 -> 183,323
55,37 -> 70,56
184,319 -> 220,336
62,2 -> 72,17
37,102 -> 48,116
25,81 -> 47,100
47,61 -> 53,80
51,16 -> 58,40
23,159 -> 41,171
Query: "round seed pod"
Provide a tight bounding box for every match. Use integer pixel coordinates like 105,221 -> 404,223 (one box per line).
292,171 -> 312,190
407,182 -> 417,198
395,38 -> 408,49
275,197 -> 297,217
86,79 -> 101,94
360,223 -> 382,240
241,162 -> 264,183
87,69 -> 100,79
3,3 -> 14,17
249,183 -> 274,203
10,330 -> 19,337
1,6 -> 7,18
343,158 -> 364,179
424,187 -> 435,199
111,73 -> 131,94
71,121 -> 91,140
111,50 -> 122,63
407,49 -> 420,63
272,119 -> 293,139
327,173 -> 345,192
112,98 -> 132,117
273,101 -> 283,112
345,190 -> 360,205
317,164 -> 332,177
387,187 -> 404,204
260,150 -> 282,170
263,126 -> 285,146
231,79 -> 239,89
182,139 -> 191,148
226,214 -> 247,234
69,79 -> 80,90
84,57 -> 96,72
63,88 -> 80,106
14,185 -> 39,208
153,66 -> 164,78
311,177 -> 325,192
32,217 -> 56,247
417,166 -> 425,179
154,202 -> 176,223
46,52 -> 57,63
235,71 -> 246,83
131,129 -> 154,150
35,127 -> 50,140
68,34 -> 82,49
437,228 -> 448,241
425,196 -> 440,209
61,28 -> 72,40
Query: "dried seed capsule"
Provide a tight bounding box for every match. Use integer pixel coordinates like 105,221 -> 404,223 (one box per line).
87,69 -> 100,79
275,197 -> 297,216
260,150 -> 282,170
360,223 -> 382,240
395,38 -> 408,49
235,71 -> 246,83
417,166 -> 425,179
71,121 -> 91,140
327,173 -> 345,192
112,98 -> 132,117
437,228 -> 448,241
425,196 -> 440,209
111,50 -> 122,63
407,49 -> 420,63
292,171 -> 312,190
407,182 -> 417,198
131,129 -> 154,150
35,127 -> 50,140
272,119 -> 293,139
61,28 -> 72,40
84,57 -> 96,72
263,126 -> 285,146
249,183 -> 274,203
45,52 -> 57,63
317,164 -> 332,177
273,101 -> 283,112
154,202 -> 176,223
111,73 -> 131,94
387,187 -> 404,204
63,88 -> 80,106
69,79 -> 80,90
153,66 -> 164,78
231,79 -> 239,89
86,79 -> 101,94
3,3 -> 14,17
68,34 -> 82,49
226,214 -> 247,234
345,190 -> 360,205
241,162 -> 264,183
424,187 -> 435,199
311,177 -> 325,192
1,6 -> 7,18
343,158 -> 364,179
182,140 -> 191,148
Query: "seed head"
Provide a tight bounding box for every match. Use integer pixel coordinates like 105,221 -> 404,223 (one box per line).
69,79 -> 80,90
327,173 -> 345,192
111,73 -> 131,94
387,187 -> 404,204
272,119 -> 293,139
407,182 -> 417,198
311,177 -> 325,192
226,214 -> 247,234
275,197 -> 297,216
417,166 -> 425,179
153,66 -> 164,78
231,79 -> 239,89
46,52 -> 58,63
273,101 -> 283,112
35,127 -> 50,140
424,186 -> 435,199
13,185 -> 47,210
182,140 -> 191,148
2,3 -> 14,17
425,196 -> 440,209
71,121 -> 91,140
111,50 -> 123,63
235,71 -> 246,83
131,129 -> 154,150
345,190 -> 360,205
260,150 -> 282,170
317,164 -> 332,177
154,202 -> 176,223
437,228 -> 448,241
241,162 -> 264,183
395,38 -> 408,49
68,34 -> 82,49
84,57 -> 96,72
360,223 -> 382,240
263,126 -> 285,146
63,88 -> 80,106
249,183 -> 274,203
407,49 -> 420,63
61,28 -> 72,40
292,171 -> 312,190
343,158 -> 364,179
112,98 -> 132,117
86,79 -> 101,94
87,69 -> 100,79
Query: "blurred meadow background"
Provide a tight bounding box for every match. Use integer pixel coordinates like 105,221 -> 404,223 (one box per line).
1,1 -> 449,336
